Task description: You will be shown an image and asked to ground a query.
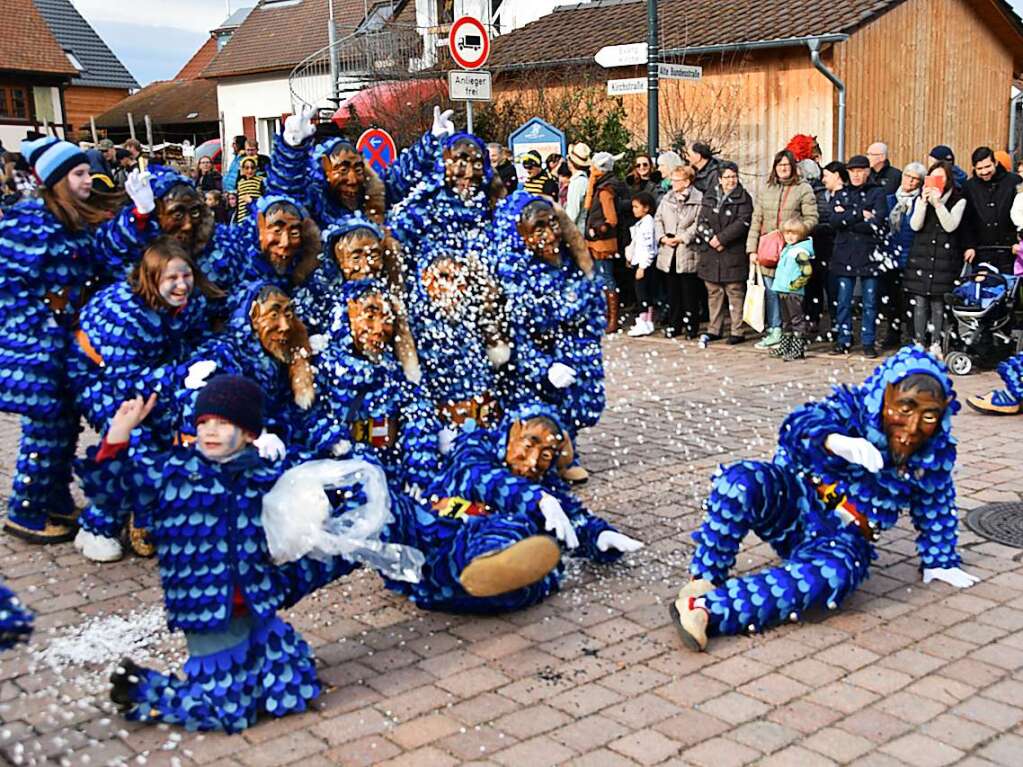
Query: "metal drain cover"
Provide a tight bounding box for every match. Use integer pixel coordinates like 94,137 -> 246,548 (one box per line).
965,503 -> 1023,548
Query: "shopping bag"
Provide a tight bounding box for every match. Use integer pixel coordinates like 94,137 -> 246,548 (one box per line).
743,264 -> 766,333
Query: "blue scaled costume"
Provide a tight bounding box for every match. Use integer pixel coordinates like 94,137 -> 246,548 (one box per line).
967,353 -> 1023,414
69,280 -> 215,539
490,191 -> 606,437
81,441 -> 358,732
688,346 -> 962,637
0,581 -> 33,650
0,197 -> 156,532
384,403 -> 622,614
178,282 -> 336,452
316,278 -> 440,490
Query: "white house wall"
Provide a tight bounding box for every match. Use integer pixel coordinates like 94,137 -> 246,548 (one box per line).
0,86 -> 65,148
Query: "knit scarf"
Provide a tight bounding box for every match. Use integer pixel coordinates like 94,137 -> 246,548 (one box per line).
888,186 -> 919,232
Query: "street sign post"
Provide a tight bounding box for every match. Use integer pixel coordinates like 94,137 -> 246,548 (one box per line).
659,63 -> 703,81
448,70 -> 492,101
356,128 -> 397,176
448,17 -> 491,134
594,42 -> 647,68
607,77 -> 646,96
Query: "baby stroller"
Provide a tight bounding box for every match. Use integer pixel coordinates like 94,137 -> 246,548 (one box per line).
942,262 -> 1022,376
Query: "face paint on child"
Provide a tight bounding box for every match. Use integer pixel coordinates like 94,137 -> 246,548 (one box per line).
158,257 -> 194,308
882,381 -> 947,464
504,419 -> 564,482
196,416 -> 252,461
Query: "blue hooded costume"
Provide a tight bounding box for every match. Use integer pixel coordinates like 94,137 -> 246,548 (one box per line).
69,279 -> 215,540
0,191 -> 157,533
688,346 -> 962,637
80,426 -> 359,732
315,278 -> 441,490
490,191 -> 606,437
177,282 -> 338,453
383,402 -> 622,614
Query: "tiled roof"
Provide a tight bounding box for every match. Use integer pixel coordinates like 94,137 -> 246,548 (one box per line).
32,0 -> 138,88
202,0 -> 370,79
487,0 -> 1016,69
175,37 -> 219,81
94,78 -> 219,128
0,0 -> 77,77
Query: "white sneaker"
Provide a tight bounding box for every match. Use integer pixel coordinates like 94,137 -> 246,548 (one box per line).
74,528 -> 123,562
929,342 -> 944,361
628,319 -> 654,337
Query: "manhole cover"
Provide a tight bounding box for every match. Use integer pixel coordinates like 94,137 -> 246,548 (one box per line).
965,503 -> 1023,548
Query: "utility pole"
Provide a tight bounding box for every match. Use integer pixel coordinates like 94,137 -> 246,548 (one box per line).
647,0 -> 658,158
328,0 -> 340,106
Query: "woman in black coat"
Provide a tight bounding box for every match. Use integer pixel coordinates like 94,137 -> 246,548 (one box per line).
905,161 -> 966,352
194,156 -> 222,193
695,162 -> 753,343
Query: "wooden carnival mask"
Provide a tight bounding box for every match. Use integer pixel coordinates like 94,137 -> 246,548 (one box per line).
421,256 -> 470,317
505,418 -> 565,482
258,204 -> 305,275
334,229 -> 384,281
156,185 -> 213,257
443,137 -> 485,200
347,291 -> 396,362
516,200 -> 563,266
320,145 -> 366,211
882,376 -> 947,464
249,287 -> 315,409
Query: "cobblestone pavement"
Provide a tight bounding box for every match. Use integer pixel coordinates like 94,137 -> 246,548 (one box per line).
1,337 -> 1023,767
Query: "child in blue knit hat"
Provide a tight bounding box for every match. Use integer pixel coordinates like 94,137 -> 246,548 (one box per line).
86,376 -> 366,732
0,137 -> 157,544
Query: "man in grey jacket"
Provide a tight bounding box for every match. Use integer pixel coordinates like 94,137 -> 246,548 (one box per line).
564,142 -> 591,231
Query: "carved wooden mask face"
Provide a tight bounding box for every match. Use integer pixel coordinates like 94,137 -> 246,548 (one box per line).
258,207 -> 304,274
443,138 -> 484,200
421,256 -> 469,317
347,292 -> 395,361
335,230 -> 384,281
516,201 -> 562,265
505,418 -> 564,481
156,186 -> 212,255
882,380 -> 947,464
250,290 -> 304,364
321,146 -> 366,210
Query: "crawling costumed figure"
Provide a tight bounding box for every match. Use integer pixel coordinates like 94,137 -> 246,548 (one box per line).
670,346 -> 976,651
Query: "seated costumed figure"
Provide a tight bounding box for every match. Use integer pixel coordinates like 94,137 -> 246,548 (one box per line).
965,353 -> 1023,416
670,346 -> 978,652
70,236 -> 223,562
179,282 -> 336,455
316,278 -> 441,492
0,137 -> 157,543
490,191 -> 604,484
85,377 -> 385,733
384,402 -> 642,613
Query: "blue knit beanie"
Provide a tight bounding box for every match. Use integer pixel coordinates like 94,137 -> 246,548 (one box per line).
194,374 -> 265,436
21,136 -> 89,188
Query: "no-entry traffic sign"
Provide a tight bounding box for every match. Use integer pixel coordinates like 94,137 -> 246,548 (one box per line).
449,16 -> 490,70
356,128 -> 397,175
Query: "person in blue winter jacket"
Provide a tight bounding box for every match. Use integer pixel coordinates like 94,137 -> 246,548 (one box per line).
670,346 -> 978,652
70,237 -> 224,562
0,136 -> 158,544
86,377 -> 368,733
383,402 -> 642,614
490,191 -> 605,485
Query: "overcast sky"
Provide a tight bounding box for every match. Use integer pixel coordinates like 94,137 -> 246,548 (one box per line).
73,0 -> 1023,88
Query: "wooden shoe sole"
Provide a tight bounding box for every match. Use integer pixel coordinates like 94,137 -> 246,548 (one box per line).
460,535 -> 561,598
4,519 -> 75,544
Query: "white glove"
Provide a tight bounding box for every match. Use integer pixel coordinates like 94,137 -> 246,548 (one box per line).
825,434 -> 884,473
923,567 -> 979,589
547,362 -> 577,389
404,483 -> 424,502
438,425 -> 457,455
254,431 -> 286,461
330,439 -> 352,457
308,333 -> 329,354
596,530 -> 644,553
283,104 -> 317,147
184,360 -> 217,389
431,106 -> 455,138
125,169 -> 155,214
487,341 -> 511,369
539,492 -> 578,549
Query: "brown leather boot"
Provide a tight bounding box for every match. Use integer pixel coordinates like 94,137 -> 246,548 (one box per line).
605,290 -> 620,334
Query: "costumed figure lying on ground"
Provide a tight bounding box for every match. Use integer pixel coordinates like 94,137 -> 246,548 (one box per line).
0,137 -> 157,544
89,377 -> 419,733
491,191 -> 604,485
71,237 -> 223,562
383,403 -> 642,613
316,278 -> 441,491
669,346 -> 977,652
965,352 -> 1023,415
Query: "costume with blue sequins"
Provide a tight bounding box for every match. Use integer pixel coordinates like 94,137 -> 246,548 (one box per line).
490,191 -> 606,436
0,197 -> 156,530
69,280 -> 214,538
81,443 -> 358,732
383,404 -> 621,614
689,346 -> 962,637
0,581 -> 32,650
